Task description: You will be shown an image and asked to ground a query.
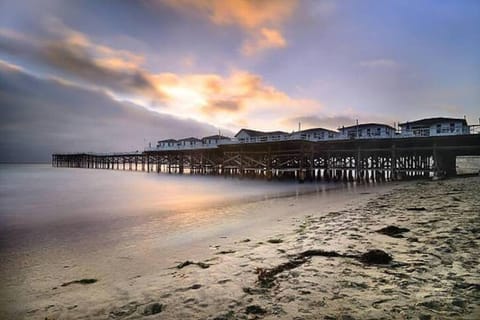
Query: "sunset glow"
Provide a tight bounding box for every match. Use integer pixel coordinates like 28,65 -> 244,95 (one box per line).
1,2 -> 479,319
0,0 -> 479,161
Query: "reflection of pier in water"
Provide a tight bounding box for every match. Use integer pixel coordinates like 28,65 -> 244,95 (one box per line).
52,135 -> 480,182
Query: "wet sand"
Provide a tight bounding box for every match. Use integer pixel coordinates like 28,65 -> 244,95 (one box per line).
2,177 -> 479,319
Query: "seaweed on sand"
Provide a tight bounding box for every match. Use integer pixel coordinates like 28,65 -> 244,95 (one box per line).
176,260 -> 210,269
256,249 -> 392,287
61,278 -> 98,287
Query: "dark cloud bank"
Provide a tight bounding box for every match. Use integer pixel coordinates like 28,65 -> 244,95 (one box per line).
0,64 -> 223,163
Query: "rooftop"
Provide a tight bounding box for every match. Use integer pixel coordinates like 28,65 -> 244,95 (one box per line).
201,135 -> 231,140
235,128 -> 289,137
399,117 -> 467,127
178,137 -> 201,142
157,139 -> 177,143
298,127 -> 338,134
339,123 -> 396,130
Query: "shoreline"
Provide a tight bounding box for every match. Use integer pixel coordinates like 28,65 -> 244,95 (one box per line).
1,176 -> 479,319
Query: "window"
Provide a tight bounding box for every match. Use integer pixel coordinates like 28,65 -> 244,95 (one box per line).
413,128 -> 427,136
436,124 -> 441,134
450,123 -> 455,132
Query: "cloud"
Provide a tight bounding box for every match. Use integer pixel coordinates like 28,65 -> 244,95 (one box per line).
156,0 -> 297,55
152,69 -> 319,128
0,58 -> 321,163
242,28 -> 287,56
202,99 -> 242,114
359,59 -> 399,69
0,23 -> 321,132
0,26 -> 162,101
0,60 -> 226,162
158,0 -> 296,30
0,25 -> 319,130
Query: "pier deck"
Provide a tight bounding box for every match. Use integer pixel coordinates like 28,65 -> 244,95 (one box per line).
52,134 -> 480,182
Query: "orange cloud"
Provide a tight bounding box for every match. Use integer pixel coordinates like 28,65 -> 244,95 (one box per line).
242,27 -> 287,56
157,0 -> 297,55
146,69 -> 320,130
159,0 -> 296,29
0,24 -> 320,131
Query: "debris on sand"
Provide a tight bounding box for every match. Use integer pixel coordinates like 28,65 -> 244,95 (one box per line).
60,278 -> 97,287
176,260 -> 210,269
376,225 -> 410,238
142,302 -> 163,315
213,310 -> 235,320
297,249 -> 344,259
267,238 -> 283,244
256,257 -> 308,287
358,250 -> 392,265
242,286 -> 268,295
109,301 -> 140,318
216,250 -> 236,255
245,305 -> 267,315
175,284 -> 202,292
406,207 -> 426,211
256,249 -> 392,287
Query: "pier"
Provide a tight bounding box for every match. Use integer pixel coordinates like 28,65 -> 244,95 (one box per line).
52,134 -> 480,182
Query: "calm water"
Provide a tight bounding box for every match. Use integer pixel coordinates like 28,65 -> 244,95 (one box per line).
0,164 -> 339,250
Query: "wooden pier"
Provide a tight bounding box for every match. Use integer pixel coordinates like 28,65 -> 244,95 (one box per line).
52,134 -> 480,182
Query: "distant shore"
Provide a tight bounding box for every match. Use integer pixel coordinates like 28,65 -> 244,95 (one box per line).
1,176 -> 479,319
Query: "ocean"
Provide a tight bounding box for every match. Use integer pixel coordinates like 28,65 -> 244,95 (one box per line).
0,164 -> 339,229
0,163 -> 387,318
0,164 -> 349,256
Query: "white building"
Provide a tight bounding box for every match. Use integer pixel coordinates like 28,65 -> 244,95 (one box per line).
201,135 -> 231,146
157,139 -> 177,149
291,128 -> 338,141
337,123 -> 396,139
399,117 -> 469,137
177,137 -> 202,148
235,129 -> 289,143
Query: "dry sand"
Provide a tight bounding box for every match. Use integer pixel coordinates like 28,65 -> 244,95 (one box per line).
4,177 -> 480,319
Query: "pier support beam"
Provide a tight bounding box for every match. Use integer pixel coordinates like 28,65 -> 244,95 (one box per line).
434,150 -> 456,178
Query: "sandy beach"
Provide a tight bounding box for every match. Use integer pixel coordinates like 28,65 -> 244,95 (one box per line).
1,176 -> 479,319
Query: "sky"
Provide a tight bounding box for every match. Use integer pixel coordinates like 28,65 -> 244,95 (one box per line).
0,0 -> 479,162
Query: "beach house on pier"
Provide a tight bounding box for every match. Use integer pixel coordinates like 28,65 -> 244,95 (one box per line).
177,137 -> 202,148
153,116 -> 472,151
157,139 -> 177,149
338,123 -> 396,139
235,129 -> 289,143
201,135 -> 231,146
291,128 -> 338,141
398,117 -> 469,137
